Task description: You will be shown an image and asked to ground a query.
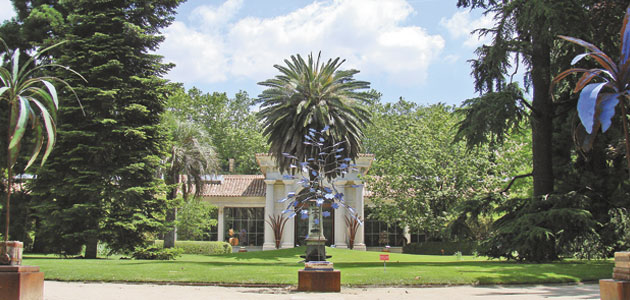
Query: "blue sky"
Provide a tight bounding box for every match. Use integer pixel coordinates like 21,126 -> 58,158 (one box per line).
0,0 -> 498,106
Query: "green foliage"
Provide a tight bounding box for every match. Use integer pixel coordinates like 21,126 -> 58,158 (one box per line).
166,88 -> 267,174
455,83 -> 528,149
478,193 -> 597,262
16,0 -> 184,256
403,241 -> 478,256
364,99 -> 531,239
154,240 -> 232,255
257,52 -> 371,176
131,245 -> 182,260
0,188 -> 35,249
161,113 -> 218,248
609,207 -> 630,251
176,200 -> 217,241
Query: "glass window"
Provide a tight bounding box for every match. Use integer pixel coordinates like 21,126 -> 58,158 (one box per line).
224,207 -> 265,246
364,207 -> 405,247
294,206 -> 334,247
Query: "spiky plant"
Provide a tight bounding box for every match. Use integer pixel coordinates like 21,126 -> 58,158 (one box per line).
0,39 -> 83,263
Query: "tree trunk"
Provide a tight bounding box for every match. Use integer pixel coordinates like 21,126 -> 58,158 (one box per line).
530,35 -> 555,197
164,207 -> 177,248
85,237 -> 98,259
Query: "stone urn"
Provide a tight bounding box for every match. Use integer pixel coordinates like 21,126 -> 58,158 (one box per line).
0,241 -> 23,265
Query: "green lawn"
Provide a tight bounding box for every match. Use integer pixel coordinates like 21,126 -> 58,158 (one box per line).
23,247 -> 613,286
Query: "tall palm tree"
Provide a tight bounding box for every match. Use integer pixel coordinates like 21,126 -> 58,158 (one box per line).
257,52 -> 371,175
0,40 -> 83,264
162,114 -> 218,248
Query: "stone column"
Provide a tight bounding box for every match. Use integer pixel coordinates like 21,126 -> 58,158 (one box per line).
281,180 -> 295,248
353,182 -> 366,251
333,181 -> 347,248
217,206 -> 225,243
263,180 -> 276,250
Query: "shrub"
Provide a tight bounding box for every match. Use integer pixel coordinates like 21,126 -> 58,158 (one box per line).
403,241 -> 478,255
154,240 -> 232,255
177,201 -> 217,241
132,245 -> 183,260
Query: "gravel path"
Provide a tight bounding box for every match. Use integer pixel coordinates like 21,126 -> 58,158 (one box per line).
43,281 -> 601,300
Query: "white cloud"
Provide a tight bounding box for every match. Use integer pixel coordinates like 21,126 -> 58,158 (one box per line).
443,54 -> 459,64
190,0 -> 243,29
440,10 -> 494,48
159,0 -> 445,87
0,0 -> 15,22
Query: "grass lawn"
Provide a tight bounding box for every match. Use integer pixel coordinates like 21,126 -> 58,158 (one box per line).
23,247 -> 613,286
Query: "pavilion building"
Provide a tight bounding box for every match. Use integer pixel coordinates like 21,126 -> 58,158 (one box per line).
200,153 -> 415,252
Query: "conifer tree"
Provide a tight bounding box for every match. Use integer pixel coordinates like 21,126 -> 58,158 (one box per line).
4,0 -> 184,257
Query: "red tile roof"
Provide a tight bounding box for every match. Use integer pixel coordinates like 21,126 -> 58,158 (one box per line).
201,174 -> 373,198
202,175 -> 266,197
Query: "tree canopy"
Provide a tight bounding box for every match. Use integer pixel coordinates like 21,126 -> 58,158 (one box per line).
3,0 -> 185,257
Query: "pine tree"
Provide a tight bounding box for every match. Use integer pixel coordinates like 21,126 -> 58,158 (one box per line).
5,0 -> 184,257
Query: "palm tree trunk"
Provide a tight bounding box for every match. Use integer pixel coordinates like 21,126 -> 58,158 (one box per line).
164,207 -> 177,248
85,237 -> 98,259
164,172 -> 179,249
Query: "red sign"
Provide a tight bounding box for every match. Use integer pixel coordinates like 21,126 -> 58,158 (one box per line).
379,254 -> 389,261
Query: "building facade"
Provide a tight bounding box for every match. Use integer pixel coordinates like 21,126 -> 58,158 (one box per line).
201,153 -> 379,251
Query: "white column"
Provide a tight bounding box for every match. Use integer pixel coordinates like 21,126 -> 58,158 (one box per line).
281,180 -> 295,248
334,181 -> 347,248
263,180 -> 276,250
354,182 -> 366,251
217,206 -> 224,242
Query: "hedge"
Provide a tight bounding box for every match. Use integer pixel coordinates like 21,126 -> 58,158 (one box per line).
132,245 -> 183,260
403,241 -> 478,255
154,240 -> 232,255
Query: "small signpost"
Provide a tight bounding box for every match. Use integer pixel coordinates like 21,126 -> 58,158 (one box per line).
380,254 -> 389,271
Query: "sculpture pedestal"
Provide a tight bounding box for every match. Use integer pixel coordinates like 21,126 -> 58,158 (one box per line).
298,269 -> 340,292
0,266 -> 44,300
600,279 -> 630,300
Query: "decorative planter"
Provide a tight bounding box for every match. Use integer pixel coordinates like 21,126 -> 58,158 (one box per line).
0,241 -> 23,266
601,251 -> 630,300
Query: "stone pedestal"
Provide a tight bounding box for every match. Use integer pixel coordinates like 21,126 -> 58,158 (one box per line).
600,279 -> 630,300
297,270 -> 340,292
601,251 -> 630,300
0,266 -> 44,300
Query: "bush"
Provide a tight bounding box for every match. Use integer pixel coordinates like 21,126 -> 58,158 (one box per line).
177,201 -> 217,241
154,240 -> 232,255
132,245 -> 183,260
403,241 -> 478,255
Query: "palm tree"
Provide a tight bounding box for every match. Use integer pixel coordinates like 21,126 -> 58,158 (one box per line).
257,52 -> 371,175
162,114 -> 218,248
0,40 -> 83,264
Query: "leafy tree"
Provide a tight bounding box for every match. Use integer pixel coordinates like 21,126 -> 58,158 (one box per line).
453,0 -> 630,261
176,200 -> 217,241
8,0 -> 185,258
363,99 -> 531,240
454,0 -> 597,196
162,114 -> 218,248
166,87 -> 267,174
257,52 -> 371,175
